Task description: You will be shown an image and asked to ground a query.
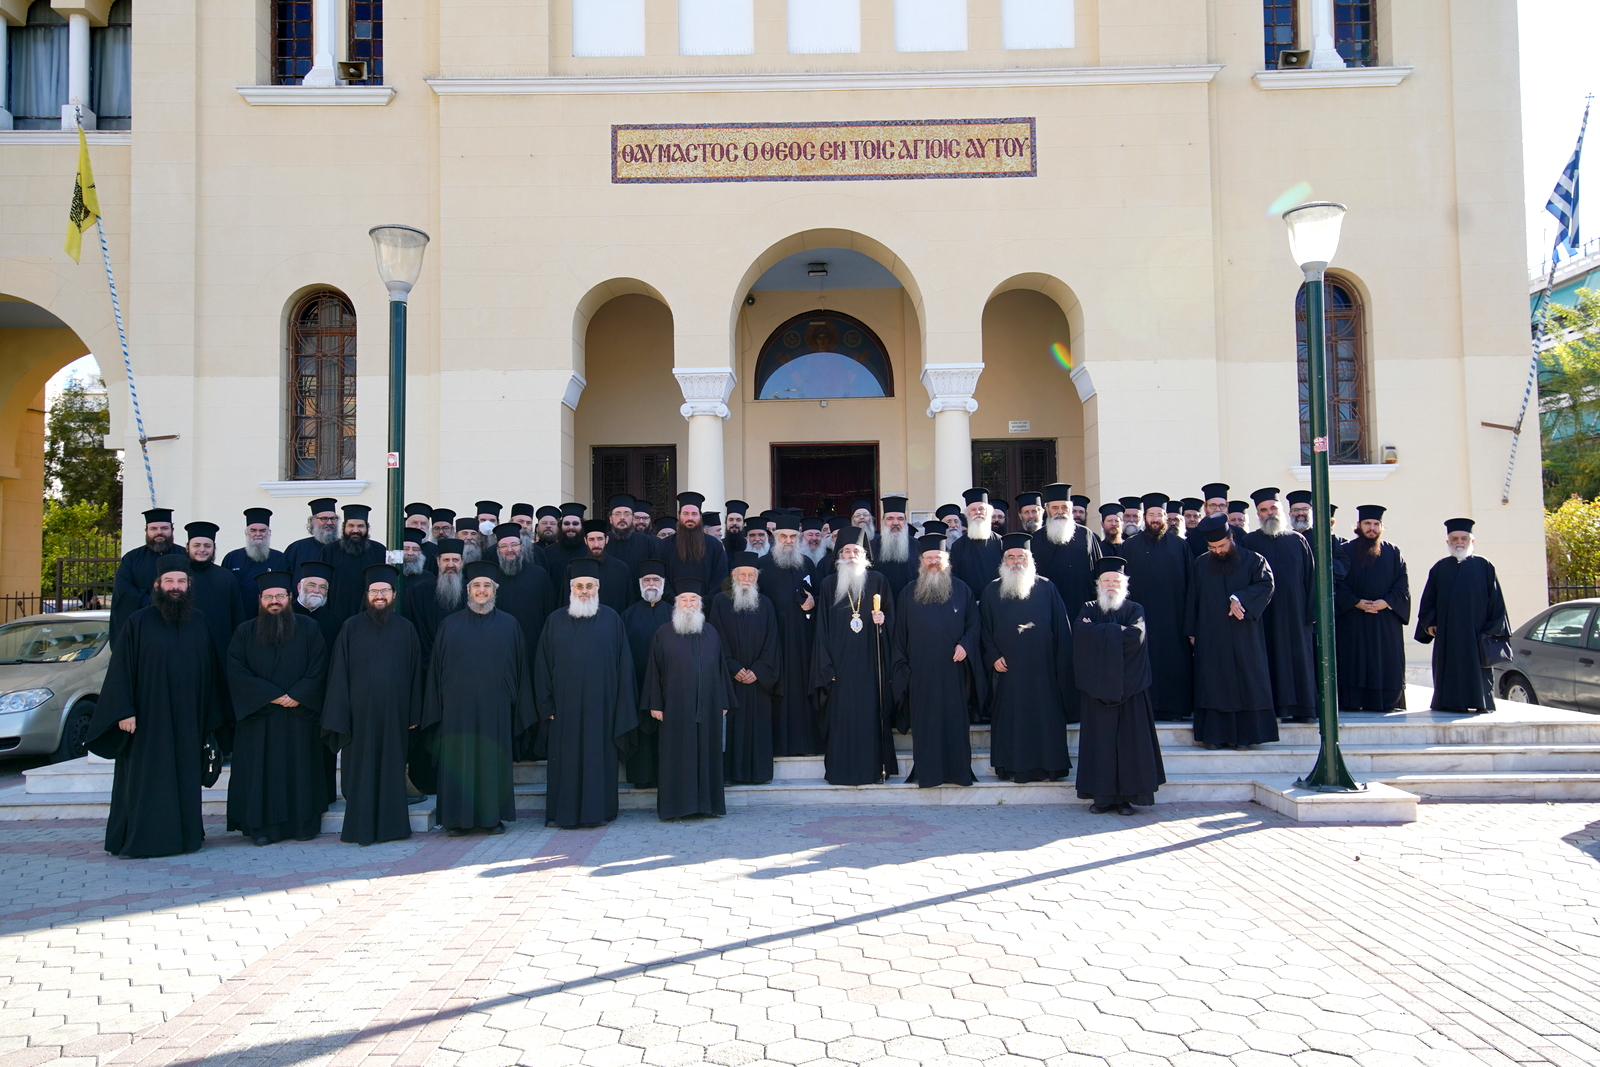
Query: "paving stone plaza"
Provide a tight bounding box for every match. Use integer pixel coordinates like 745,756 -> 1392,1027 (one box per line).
4,786 -> 1600,1067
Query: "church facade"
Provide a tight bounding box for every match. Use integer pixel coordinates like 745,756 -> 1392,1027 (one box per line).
0,0 -> 1547,623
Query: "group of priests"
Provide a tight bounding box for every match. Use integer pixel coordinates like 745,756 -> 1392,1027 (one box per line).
88,482 -> 1509,859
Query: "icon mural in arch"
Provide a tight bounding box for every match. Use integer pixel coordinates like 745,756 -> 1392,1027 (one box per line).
755,310 -> 894,400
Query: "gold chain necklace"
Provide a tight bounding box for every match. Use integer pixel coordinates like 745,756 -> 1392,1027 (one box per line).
847,589 -> 864,632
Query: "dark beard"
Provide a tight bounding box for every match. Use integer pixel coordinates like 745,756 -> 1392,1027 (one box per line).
1204,544 -> 1237,570
435,572 -> 464,611
339,534 -> 368,556
156,589 -> 193,625
676,528 -> 705,563
253,607 -> 295,646
1142,524 -> 1167,543
498,553 -> 523,577
1102,529 -> 1122,545
537,530 -> 558,545
365,602 -> 393,625
146,536 -> 172,553
558,531 -> 584,552
1354,531 -> 1382,565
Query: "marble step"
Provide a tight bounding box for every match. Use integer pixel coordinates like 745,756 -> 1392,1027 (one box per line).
0,785 -> 435,833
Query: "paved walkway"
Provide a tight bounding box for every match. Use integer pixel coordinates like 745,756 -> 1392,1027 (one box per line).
4,799 -> 1599,1067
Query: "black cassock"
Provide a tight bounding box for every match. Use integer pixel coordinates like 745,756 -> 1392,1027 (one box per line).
891,579 -> 983,787
1185,548 -> 1278,746
190,560 -> 247,740
980,578 -> 1075,782
869,537 -> 918,600
1072,599 -> 1166,805
950,534 -> 1003,603
495,564 -> 557,661
87,606 -> 225,857
620,598 -> 673,787
222,547 -> 286,614
758,556 -> 822,756
282,536 -> 327,582
323,612 -> 424,845
1120,531 -> 1194,720
811,571 -> 898,785
109,543 -> 184,638
399,571 -> 447,793
423,609 -> 537,830
322,540 -> 388,626
294,600 -> 345,652
542,540 -> 589,590
226,615 -> 329,842
1415,555 -> 1508,712
1243,530 -> 1316,720
1031,525 -> 1101,612
707,592 -> 780,784
642,623 -> 734,819
1336,542 -> 1412,711
663,532 -> 732,596
606,530 -> 662,579
535,608 -> 638,828
1188,524 -> 1247,558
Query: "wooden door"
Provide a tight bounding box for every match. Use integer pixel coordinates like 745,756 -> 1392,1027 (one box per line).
591,446 -> 677,516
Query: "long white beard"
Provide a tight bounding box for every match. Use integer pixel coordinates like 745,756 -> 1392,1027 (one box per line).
1045,514 -> 1077,546
856,519 -> 877,540
311,524 -> 336,546
298,591 -> 327,611
1259,514 -> 1290,537
802,544 -> 827,566
750,542 -> 770,557
568,595 -> 598,619
998,558 -> 1038,600
461,542 -> 482,563
771,541 -> 803,569
965,515 -> 992,541
672,605 -> 705,634
1449,544 -> 1475,561
498,553 -> 523,576
877,527 -> 910,563
522,535 -> 540,562
833,557 -> 868,605
468,591 -> 497,615
1097,586 -> 1128,614
245,538 -> 271,563
435,572 -> 463,611
639,585 -> 663,604
914,566 -> 952,605
732,583 -> 761,613
403,556 -> 425,576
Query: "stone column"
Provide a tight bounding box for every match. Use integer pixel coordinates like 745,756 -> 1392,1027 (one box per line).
62,11 -> 95,128
1307,0 -> 1345,70
920,363 -> 983,507
673,367 -> 736,509
302,0 -> 339,86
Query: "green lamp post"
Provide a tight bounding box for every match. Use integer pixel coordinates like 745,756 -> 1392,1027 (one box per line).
368,224 -> 431,598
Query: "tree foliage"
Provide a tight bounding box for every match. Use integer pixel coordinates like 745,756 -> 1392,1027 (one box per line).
43,373 -> 121,534
1545,495 -> 1600,588
1539,286 -> 1600,508
41,500 -> 115,590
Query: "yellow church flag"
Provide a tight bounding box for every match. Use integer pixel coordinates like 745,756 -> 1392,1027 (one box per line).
64,125 -> 101,263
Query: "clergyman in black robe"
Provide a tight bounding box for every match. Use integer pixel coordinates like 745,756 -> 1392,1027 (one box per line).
891,533 -> 982,787
109,507 -> 183,638
1072,557 -> 1165,813
534,558 -> 638,829
578,520 -> 634,613
423,561 -> 538,834
949,490 -> 1004,603
281,498 -> 339,583
221,508 -> 285,612
1118,496 -> 1193,721
620,561 -> 673,787
184,523 -> 248,745
226,570 -> 330,845
87,557 -> 226,858
642,577 -> 734,820
321,504 -> 387,626
1185,516 -> 1278,749
605,494 -> 663,575
663,492 -> 731,596
293,561 -> 343,650
323,566 -> 425,846
869,497 -> 917,600
1415,518 -> 1510,713
810,528 -> 897,786
1031,483 -> 1101,611
401,538 -> 460,792
1243,489 -> 1316,722
708,554 -> 780,785
980,534 -> 1075,782
489,524 -> 557,660
759,520 -> 821,757
1336,506 -> 1412,711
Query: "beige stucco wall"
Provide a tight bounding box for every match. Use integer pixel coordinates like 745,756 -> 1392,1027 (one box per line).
0,0 -> 1548,628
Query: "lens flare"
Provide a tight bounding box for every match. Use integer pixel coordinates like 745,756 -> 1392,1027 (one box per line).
1267,181 -> 1314,217
1050,342 -> 1073,370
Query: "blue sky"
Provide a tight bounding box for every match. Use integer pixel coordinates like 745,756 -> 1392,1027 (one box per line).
1522,0 -> 1599,272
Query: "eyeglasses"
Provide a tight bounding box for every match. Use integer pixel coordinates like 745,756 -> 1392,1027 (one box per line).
260,593 -> 290,602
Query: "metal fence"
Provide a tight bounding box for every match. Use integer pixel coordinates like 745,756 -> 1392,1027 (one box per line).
1549,584 -> 1600,605
49,556 -> 120,612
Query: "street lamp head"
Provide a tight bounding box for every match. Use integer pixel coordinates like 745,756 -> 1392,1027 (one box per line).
368,224 -> 431,301
1281,201 -> 1347,273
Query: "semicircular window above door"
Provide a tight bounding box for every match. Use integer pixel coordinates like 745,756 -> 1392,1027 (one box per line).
755,310 -> 894,400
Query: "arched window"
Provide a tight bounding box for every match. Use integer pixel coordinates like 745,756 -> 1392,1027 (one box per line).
1296,277 -> 1367,465
8,2 -> 68,130
90,0 -> 131,130
755,310 -> 893,400
287,291 -> 357,480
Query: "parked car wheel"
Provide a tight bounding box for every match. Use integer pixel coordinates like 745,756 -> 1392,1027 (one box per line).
1501,673 -> 1537,706
51,699 -> 96,763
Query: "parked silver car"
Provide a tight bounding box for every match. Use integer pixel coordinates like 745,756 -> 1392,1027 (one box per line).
1494,598 -> 1600,713
0,610 -> 111,762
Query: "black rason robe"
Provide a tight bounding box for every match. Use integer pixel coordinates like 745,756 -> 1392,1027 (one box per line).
1185,546 -> 1279,747
869,534 -> 918,601
707,591 -> 780,785
1415,554 -> 1509,712
109,542 -> 184,638
811,569 -> 898,786
424,608 -> 537,830
1243,528 -> 1316,720
322,538 -> 388,626
950,533 -> 1003,604
642,621 -> 734,820
620,597 -> 673,787
88,605 -> 226,858
226,613 -> 330,842
1031,522 -> 1101,610
322,611 -> 424,845
980,575 -> 1075,782
891,577 -> 983,787
1072,598 -> 1165,806
1119,528 -> 1194,720
758,554 -> 822,757
1336,540 -> 1412,711
534,606 -> 638,829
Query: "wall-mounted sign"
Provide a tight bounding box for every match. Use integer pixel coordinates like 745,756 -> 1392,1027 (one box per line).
612,118 -> 1036,184
1008,420 -> 1031,434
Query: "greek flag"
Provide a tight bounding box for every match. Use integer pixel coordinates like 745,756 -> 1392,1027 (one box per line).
1546,102 -> 1589,262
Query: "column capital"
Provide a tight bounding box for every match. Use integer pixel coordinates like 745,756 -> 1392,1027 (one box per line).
673,366 -> 737,420
920,362 -> 983,418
